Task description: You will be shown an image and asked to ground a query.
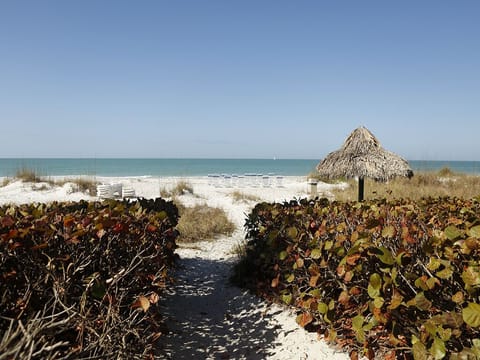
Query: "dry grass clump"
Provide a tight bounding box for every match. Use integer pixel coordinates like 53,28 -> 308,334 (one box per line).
331,168 -> 480,201
160,180 -> 194,198
230,191 -> 261,203
1,178 -> 11,187
15,167 -> 42,183
176,203 -> 236,243
13,167 -> 98,195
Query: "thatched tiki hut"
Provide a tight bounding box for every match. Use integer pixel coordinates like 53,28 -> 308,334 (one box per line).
316,126 -> 413,201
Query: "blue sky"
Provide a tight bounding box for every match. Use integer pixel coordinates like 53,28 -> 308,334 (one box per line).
0,1 -> 478,160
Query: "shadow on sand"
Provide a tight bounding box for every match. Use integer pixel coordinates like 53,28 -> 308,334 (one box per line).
156,256 -> 284,359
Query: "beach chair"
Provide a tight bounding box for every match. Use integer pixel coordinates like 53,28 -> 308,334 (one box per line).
97,184 -> 113,199
110,183 -> 123,198
122,186 -> 136,198
276,175 -> 284,187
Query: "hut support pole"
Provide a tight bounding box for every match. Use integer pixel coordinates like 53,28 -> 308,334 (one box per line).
358,177 -> 364,202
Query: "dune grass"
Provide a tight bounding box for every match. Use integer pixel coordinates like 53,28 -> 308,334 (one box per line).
160,180 -> 194,198
230,191 -> 261,203
176,203 -> 236,243
329,168 -> 480,201
13,167 -> 98,195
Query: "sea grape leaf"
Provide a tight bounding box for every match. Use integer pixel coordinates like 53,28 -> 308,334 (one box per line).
309,274 -> 320,287
427,258 -> 441,271
444,225 -> 463,241
374,296 -> 385,309
271,275 -> 279,288
412,341 -> 430,360
462,303 -> 480,327
131,295 -> 150,312
382,225 -> 396,238
436,266 -> 453,280
90,281 -> 106,300
281,293 -> 293,305
430,337 -> 447,360
352,315 -> 365,343
388,290 -> 404,310
462,266 -> 480,286
296,312 -> 313,327
375,246 -> 395,265
407,292 -> 432,311
468,225 -> 480,239
317,302 -> 328,314
287,226 -> 298,239
286,273 -> 295,283
452,291 -> 464,304
309,289 -> 321,299
311,248 -> 322,259
368,273 -> 382,299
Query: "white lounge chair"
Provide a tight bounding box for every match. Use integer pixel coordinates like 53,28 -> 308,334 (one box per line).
97,184 -> 113,199
122,186 -> 136,198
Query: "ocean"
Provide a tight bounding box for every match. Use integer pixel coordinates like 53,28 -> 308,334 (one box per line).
0,158 -> 479,177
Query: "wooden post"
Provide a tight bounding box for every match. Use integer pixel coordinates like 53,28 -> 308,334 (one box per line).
358,177 -> 364,201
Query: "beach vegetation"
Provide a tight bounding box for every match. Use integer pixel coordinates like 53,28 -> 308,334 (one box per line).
1,177 -> 11,187
160,180 -> 194,198
238,197 -> 480,358
230,191 -> 261,203
176,203 -> 235,242
13,167 -> 98,195
329,168 -> 480,201
0,198 -> 179,359
15,167 -> 42,183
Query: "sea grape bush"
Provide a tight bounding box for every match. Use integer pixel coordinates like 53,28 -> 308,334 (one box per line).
240,197 -> 480,359
0,198 -> 179,359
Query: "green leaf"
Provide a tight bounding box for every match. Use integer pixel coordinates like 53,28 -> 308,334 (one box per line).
375,246 -> 395,265
430,337 -> 447,360
382,225 -> 395,238
436,266 -> 453,280
374,297 -> 385,309
463,303 -> 480,327
287,226 -> 298,239
352,314 -> 364,330
462,266 -> 480,286
311,248 -> 322,259
317,302 -> 328,314
412,341 -> 430,360
286,273 -> 295,283
368,273 -> 382,299
407,292 -> 432,311
444,225 -> 463,241
279,251 -> 288,260
468,225 -> 480,238
352,315 -> 365,343
91,280 -> 106,300
281,293 -> 293,305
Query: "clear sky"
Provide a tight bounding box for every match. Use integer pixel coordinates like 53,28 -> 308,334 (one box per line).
0,1 -> 479,160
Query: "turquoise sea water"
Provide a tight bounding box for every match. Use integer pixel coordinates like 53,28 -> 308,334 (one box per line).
0,158 -> 479,177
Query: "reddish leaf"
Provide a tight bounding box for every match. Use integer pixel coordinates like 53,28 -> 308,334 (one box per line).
309,274 -> 320,287
296,312 -> 313,327
1,215 -> 15,227
131,296 -> 150,312
346,254 -> 361,266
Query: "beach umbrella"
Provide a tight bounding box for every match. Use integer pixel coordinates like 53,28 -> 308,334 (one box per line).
316,126 -> 413,201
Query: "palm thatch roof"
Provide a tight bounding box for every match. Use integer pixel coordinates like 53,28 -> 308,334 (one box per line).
316,126 -> 413,201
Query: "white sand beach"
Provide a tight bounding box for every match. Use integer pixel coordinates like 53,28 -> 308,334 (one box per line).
0,176 -> 353,360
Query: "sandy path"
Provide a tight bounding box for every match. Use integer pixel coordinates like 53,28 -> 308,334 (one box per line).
155,177 -> 351,360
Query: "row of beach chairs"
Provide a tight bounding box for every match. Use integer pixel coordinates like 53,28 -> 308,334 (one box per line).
97,183 -> 136,199
207,173 -> 284,188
